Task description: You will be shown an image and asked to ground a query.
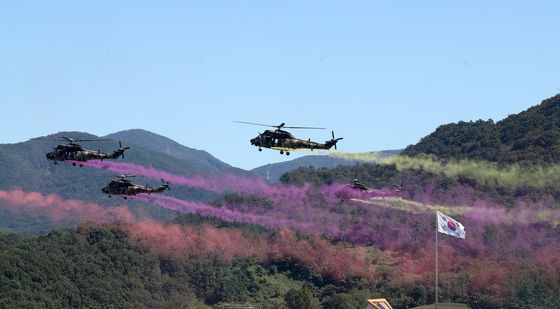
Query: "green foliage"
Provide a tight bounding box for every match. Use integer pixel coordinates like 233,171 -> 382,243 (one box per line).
171,213 -> 273,238
403,94 -> 560,164
285,286 -> 320,309
0,221 -> 370,308
508,266 -> 560,309
280,162 -> 397,186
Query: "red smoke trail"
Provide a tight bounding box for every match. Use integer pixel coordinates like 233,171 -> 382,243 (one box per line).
0,189 -> 136,223
123,221 -> 373,280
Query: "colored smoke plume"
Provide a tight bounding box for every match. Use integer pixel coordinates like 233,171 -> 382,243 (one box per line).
329,150 -> 393,163
354,196 -> 560,227
74,159 -> 396,200
72,160 -> 270,193
0,189 -> 136,223
387,155 -> 560,188
136,185 -> 401,243
136,194 -> 317,232
123,221 -> 372,280
331,152 -> 560,188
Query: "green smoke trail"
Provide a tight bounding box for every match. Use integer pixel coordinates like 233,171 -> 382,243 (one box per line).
352,196 -> 465,216
331,151 -> 560,188
353,197 -> 560,227
329,150 -> 394,163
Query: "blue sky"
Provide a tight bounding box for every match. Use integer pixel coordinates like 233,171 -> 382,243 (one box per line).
1,1 -> 559,169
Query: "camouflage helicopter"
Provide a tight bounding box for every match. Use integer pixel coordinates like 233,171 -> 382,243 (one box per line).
391,180 -> 405,192
234,121 -> 343,155
101,175 -> 170,199
351,178 -> 372,191
46,137 -> 129,166
350,178 -> 405,193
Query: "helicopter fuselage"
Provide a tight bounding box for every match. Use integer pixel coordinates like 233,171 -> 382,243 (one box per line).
46,144 -> 127,165
101,180 -> 169,197
351,180 -> 371,191
249,130 -> 339,155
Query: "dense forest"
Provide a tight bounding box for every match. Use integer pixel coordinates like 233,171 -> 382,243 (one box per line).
402,94 -> 560,163
2,212 -> 559,309
0,215 -> 430,309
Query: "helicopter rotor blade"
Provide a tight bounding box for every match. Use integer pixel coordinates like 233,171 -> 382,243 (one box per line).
114,174 -> 136,178
234,121 -> 325,130
282,126 -> 325,130
233,121 -> 276,127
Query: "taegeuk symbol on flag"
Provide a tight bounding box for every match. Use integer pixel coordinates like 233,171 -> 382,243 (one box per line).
437,211 -> 465,239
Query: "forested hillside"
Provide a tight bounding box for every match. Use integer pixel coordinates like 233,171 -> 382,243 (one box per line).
402,94 -> 560,163
2,95 -> 560,308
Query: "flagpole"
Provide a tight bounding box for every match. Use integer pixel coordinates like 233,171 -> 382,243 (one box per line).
435,213 -> 439,309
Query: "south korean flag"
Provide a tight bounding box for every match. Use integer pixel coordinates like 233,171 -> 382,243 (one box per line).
437,211 -> 466,239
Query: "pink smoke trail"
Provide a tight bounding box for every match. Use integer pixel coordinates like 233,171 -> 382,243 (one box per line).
123,221 -> 373,280
0,188 -> 136,223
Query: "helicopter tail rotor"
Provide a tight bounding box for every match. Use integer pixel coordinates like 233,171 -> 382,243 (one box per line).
160,179 -> 171,191
116,141 -> 130,159
329,131 -> 343,150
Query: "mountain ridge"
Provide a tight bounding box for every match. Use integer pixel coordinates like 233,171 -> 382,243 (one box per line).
0,129 -> 242,233
105,129 -> 240,174
402,93 -> 560,163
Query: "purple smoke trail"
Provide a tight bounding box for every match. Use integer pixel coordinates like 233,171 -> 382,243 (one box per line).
133,183 -> 403,244
71,160 -> 400,200
137,194 -> 318,233
71,160 -> 271,193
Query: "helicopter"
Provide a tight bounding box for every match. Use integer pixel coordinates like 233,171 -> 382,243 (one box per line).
101,175 -> 170,199
350,178 -> 405,193
391,180 -> 405,192
351,179 -> 372,191
234,121 -> 343,155
46,137 -> 129,166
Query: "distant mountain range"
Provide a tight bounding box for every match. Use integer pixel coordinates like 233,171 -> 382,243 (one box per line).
0,130 -> 247,233
3,93 -> 560,233
106,129 -> 237,174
